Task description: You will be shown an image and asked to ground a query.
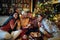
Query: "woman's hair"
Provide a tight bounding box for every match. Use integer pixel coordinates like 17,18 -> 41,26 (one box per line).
2,16 -> 13,26
2,12 -> 19,26
13,12 -> 20,20
39,14 -> 46,18
10,12 -> 18,16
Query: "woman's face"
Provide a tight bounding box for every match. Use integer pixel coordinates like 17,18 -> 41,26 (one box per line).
27,13 -> 32,18
37,15 -> 43,22
13,13 -> 18,19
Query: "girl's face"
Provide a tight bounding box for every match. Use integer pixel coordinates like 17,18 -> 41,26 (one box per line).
13,13 -> 18,19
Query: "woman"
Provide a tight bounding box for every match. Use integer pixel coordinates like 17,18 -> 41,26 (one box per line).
38,14 -> 60,39
0,12 -> 21,40
0,12 -> 19,32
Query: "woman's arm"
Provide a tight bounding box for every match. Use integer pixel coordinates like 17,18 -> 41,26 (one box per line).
10,19 -> 17,30
39,27 -> 52,38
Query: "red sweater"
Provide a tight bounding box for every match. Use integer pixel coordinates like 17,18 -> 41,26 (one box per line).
1,19 -> 15,32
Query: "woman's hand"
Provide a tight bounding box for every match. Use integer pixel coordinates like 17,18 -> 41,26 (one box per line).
44,31 -> 52,38
38,22 -> 41,27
